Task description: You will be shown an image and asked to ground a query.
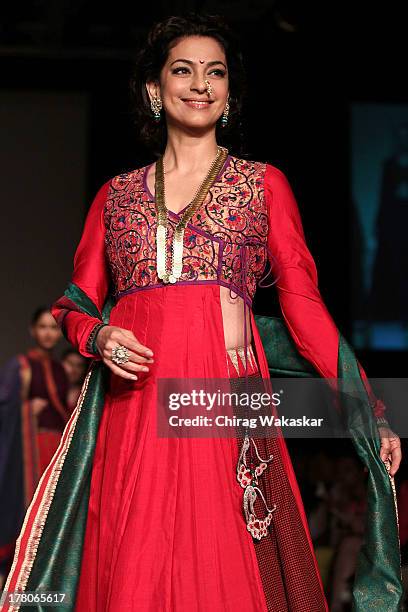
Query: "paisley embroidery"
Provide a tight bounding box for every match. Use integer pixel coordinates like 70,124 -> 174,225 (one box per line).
104,156 -> 269,304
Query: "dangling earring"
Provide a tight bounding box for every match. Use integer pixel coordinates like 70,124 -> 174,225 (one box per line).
221,99 -> 230,128
151,95 -> 162,122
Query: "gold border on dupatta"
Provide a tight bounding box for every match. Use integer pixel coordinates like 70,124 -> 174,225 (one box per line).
385,458 -> 402,575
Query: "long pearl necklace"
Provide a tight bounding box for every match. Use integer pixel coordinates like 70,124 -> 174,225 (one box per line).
154,146 -> 228,284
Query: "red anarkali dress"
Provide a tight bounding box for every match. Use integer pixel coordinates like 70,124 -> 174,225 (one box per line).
50,156 -> 385,612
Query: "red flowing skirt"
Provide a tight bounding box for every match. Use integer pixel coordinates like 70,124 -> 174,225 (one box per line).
74,285 -> 327,611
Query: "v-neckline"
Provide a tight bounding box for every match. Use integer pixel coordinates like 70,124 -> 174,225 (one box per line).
143,154 -> 231,218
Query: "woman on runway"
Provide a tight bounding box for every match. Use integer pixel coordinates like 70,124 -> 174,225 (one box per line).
2,13 -> 402,612
0,307 -> 69,587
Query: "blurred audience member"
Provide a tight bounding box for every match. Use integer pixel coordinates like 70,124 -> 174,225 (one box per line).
0,307 -> 70,588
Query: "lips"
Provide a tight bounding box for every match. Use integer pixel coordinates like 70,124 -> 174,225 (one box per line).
182,99 -> 213,109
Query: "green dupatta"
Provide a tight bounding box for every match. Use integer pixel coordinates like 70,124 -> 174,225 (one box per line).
12,288 -> 402,611
256,315 -> 403,611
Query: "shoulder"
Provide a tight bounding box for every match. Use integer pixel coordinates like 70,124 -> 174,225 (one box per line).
91,164 -> 148,205
228,155 -> 266,179
86,165 -> 146,219
109,165 -> 147,192
261,163 -> 297,206
233,160 -> 301,221
229,156 -> 291,189
263,163 -> 293,195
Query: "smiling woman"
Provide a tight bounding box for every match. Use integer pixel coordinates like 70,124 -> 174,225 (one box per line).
142,35 -> 232,216
129,14 -> 246,156
2,12 -> 402,612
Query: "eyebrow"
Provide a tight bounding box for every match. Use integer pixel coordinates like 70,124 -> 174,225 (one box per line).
170,58 -> 227,69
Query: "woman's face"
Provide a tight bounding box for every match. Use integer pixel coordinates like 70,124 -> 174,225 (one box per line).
30,311 -> 62,351
147,35 -> 229,134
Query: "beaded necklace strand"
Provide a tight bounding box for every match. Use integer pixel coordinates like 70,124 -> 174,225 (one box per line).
155,146 -> 228,283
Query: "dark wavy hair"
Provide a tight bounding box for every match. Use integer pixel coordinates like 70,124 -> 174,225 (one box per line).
31,306 -> 51,325
129,13 -> 247,156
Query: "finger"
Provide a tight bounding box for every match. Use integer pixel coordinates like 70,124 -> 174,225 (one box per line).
103,359 -> 139,381
107,344 -> 154,365
117,360 -> 151,374
102,344 -> 152,370
380,439 -> 391,462
125,350 -> 154,365
116,330 -> 154,358
103,351 -> 151,373
108,333 -> 154,363
123,353 -> 153,366
389,446 -> 402,477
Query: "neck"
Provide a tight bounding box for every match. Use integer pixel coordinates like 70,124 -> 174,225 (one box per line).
163,126 -> 220,173
29,346 -> 51,358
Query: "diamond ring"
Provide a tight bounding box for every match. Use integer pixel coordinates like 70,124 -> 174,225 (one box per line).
111,344 -> 130,365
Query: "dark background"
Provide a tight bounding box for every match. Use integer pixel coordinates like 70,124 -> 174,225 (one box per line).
1,1 -> 406,377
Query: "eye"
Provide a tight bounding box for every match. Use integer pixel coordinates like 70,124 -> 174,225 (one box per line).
172,67 -> 190,75
208,69 -> 226,77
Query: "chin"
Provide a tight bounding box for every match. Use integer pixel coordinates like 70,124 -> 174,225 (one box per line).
169,111 -> 217,132
181,117 -> 218,132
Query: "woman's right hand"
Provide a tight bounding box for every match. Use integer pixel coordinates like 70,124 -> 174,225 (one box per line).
95,325 -> 154,380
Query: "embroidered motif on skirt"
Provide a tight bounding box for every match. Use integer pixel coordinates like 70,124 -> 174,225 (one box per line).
236,434 -> 277,541
227,345 -> 278,541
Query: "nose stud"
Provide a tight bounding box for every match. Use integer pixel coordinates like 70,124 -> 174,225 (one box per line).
204,79 -> 213,97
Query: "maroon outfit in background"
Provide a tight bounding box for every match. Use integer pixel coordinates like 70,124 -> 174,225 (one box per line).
27,353 -> 69,432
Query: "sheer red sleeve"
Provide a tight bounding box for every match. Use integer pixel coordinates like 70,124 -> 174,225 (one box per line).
51,181 -> 111,360
264,163 -> 386,419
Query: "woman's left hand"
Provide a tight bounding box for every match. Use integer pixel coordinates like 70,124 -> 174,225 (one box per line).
378,426 -> 402,477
